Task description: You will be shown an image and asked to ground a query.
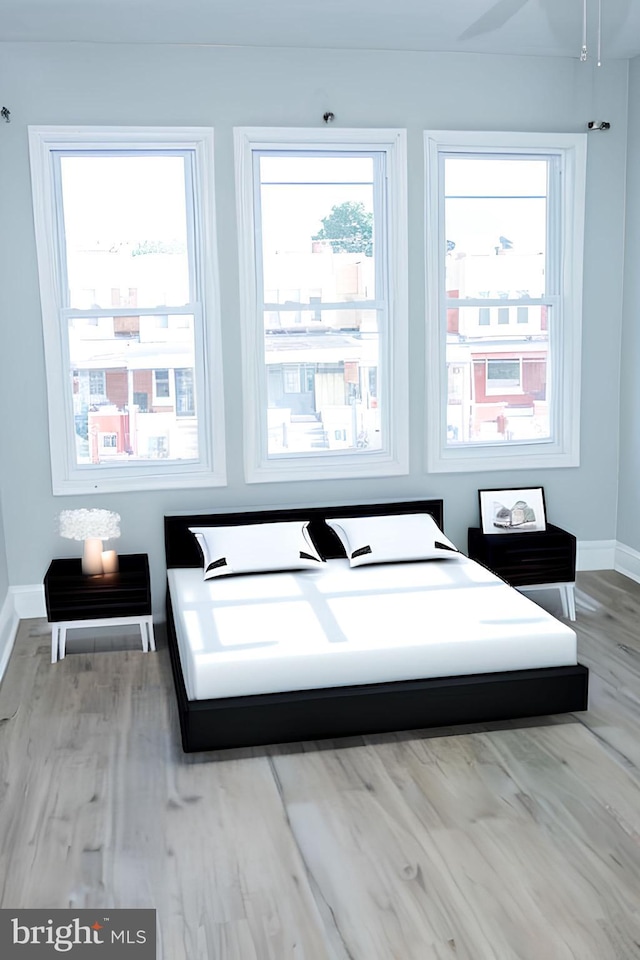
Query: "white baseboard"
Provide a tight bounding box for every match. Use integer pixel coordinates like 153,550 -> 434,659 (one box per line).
0,590 -> 20,684
11,584 -> 46,619
576,539 -> 617,571
614,542 -> 640,584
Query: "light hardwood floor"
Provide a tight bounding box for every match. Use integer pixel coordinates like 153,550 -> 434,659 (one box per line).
1,572 -> 640,959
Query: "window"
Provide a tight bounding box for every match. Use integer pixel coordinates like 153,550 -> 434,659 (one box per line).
148,436 -> 169,458
88,370 -> 106,400
28,126 -> 226,494
425,131 -> 586,471
153,369 -> 171,402
175,368 -> 195,417
235,127 -> 408,482
282,366 -> 301,394
486,359 -> 522,394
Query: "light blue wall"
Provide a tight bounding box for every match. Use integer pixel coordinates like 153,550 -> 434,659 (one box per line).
618,56 -> 640,550
0,489 -> 8,608
0,42 -> 629,612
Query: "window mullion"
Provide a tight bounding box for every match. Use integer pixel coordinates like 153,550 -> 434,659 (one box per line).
262,300 -> 383,312
445,298 -> 551,309
61,304 -> 198,319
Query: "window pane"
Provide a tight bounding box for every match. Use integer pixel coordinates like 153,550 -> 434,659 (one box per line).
445,158 -> 548,196
59,154 -> 190,309
69,315 -> 198,463
445,157 -> 547,300
259,155 -> 375,304
446,306 -> 550,445
264,310 -> 381,455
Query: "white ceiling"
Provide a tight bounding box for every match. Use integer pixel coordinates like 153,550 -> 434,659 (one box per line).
0,0 -> 638,60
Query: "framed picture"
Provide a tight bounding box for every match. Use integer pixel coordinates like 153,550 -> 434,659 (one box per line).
479,487 -> 547,535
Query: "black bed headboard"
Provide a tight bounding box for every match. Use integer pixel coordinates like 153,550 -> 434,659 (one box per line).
164,499 -> 445,568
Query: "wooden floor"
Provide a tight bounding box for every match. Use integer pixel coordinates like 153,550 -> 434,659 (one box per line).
2,572 -> 640,959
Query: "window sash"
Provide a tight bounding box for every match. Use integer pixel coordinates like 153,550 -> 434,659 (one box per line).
425,130 -> 585,472
51,148 -> 198,312
28,125 -> 226,493
252,148 -> 387,463
235,127 -> 408,483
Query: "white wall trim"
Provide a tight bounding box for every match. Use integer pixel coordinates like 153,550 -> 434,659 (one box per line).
614,542 -> 640,584
577,539 -> 617,572
0,590 -> 20,684
11,584 -> 46,620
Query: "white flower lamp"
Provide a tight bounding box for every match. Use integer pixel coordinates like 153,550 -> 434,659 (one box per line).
59,509 -> 121,575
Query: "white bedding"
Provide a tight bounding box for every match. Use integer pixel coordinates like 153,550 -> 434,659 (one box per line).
168,556 -> 578,701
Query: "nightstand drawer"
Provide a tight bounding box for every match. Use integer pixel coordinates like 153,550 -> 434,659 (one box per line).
44,554 -> 151,622
468,525 -> 576,587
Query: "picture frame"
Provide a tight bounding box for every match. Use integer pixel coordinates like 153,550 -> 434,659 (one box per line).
478,487 -> 547,535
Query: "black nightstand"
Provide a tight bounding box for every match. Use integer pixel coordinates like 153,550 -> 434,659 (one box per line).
44,553 -> 155,663
467,524 -> 577,620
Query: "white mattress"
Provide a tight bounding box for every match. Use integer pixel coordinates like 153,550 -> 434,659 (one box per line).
168,557 -> 578,701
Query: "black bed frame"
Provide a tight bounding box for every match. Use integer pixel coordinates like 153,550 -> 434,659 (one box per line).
164,499 -> 589,753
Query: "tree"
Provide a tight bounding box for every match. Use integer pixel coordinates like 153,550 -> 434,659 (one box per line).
312,201 -> 373,256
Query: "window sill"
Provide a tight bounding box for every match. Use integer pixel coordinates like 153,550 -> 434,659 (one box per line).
245,450 -> 409,484
427,443 -> 579,473
52,467 -> 227,495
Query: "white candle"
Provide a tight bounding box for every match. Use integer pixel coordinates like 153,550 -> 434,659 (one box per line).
101,550 -> 119,574
82,537 -> 104,575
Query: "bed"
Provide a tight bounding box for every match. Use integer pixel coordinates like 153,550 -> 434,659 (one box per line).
164,499 -> 588,753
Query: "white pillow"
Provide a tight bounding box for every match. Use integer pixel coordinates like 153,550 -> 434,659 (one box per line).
325,513 -> 459,568
189,521 -> 324,579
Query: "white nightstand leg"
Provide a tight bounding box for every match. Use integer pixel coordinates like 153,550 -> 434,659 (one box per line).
138,617 -> 155,653
146,618 -> 156,652
565,583 -> 576,621
51,626 -> 59,664
59,627 -> 67,660
559,585 -> 569,619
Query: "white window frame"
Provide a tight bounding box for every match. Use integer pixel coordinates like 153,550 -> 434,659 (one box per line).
28,125 -> 226,494
234,127 -> 408,483
424,131 -> 586,472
